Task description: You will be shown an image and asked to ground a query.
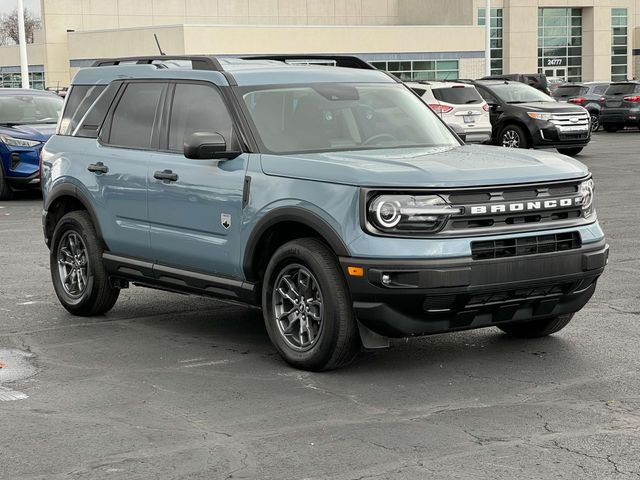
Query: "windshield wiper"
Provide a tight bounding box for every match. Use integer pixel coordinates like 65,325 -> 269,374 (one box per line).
507,100 -> 541,104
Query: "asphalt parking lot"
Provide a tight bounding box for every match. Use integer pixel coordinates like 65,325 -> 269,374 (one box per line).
0,132 -> 639,480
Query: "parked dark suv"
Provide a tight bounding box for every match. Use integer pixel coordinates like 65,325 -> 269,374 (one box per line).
599,81 -> 640,132
481,74 -> 550,94
467,80 -> 591,155
552,82 -> 610,132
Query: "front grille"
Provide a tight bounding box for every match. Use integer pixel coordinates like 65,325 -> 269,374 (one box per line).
471,232 -> 581,260
549,111 -> 590,129
442,180 -> 586,235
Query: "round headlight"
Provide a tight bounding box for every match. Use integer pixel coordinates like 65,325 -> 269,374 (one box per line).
372,198 -> 401,228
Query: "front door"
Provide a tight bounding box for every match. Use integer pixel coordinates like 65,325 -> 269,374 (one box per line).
146,82 -> 248,278
544,68 -> 567,81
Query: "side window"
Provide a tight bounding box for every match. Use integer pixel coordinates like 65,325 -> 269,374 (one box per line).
478,88 -> 499,105
108,83 -> 164,149
58,85 -> 106,135
594,85 -> 608,95
168,83 -> 233,152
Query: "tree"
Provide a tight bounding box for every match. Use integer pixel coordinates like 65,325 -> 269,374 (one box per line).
0,9 -> 41,46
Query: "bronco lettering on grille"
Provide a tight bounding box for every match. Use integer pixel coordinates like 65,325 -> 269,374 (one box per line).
469,197 -> 581,215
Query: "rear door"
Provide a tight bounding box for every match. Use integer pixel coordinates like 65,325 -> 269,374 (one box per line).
90,81 -> 167,259
146,81 -> 248,278
604,82 -> 637,108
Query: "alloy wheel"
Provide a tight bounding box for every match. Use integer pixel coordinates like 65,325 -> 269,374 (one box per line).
502,130 -> 520,148
590,115 -> 599,132
57,231 -> 89,298
272,264 -> 324,351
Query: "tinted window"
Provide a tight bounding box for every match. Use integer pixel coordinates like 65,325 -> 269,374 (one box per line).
432,86 -> 483,104
109,83 -> 164,148
554,86 -> 588,97
477,88 -> 499,105
605,83 -> 636,95
168,83 -> 233,152
410,87 -> 427,97
59,85 -> 105,135
593,84 -> 609,95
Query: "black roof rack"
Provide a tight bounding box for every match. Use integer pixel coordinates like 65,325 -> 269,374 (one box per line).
239,55 -> 376,70
91,55 -> 224,71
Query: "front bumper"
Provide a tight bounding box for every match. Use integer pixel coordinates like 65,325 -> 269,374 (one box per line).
532,124 -> 591,148
340,240 -> 608,338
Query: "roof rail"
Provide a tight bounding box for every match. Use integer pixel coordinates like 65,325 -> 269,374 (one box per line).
91,55 -> 224,71
239,55 -> 376,70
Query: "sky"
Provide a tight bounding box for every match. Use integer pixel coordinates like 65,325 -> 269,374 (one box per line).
0,0 -> 42,16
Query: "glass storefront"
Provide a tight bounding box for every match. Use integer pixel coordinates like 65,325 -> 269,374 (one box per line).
0,72 -> 45,89
538,8 -> 582,82
478,8 -> 504,75
611,8 -> 628,81
370,60 -> 459,82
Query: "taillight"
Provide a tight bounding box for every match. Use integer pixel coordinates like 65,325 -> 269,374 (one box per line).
568,97 -> 587,105
623,95 -> 640,103
482,104 -> 490,112
428,104 -> 454,114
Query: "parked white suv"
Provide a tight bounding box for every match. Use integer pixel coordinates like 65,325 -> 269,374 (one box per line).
406,81 -> 492,143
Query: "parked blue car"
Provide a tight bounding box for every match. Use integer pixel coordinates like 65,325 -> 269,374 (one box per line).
41,56 -> 608,371
0,89 -> 63,200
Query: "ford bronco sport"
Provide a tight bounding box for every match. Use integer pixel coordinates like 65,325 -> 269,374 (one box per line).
41,55 -> 608,371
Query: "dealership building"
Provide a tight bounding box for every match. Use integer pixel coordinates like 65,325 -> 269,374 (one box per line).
0,0 -> 639,89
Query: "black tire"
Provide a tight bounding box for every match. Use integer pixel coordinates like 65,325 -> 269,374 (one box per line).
603,124 -> 621,133
589,114 -> 599,132
497,313 -> 574,338
499,124 -> 529,149
557,147 -> 583,156
50,210 -> 119,316
0,164 -> 14,201
262,238 -> 361,371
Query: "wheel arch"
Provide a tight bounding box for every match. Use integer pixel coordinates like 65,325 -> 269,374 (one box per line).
497,118 -> 533,146
44,185 -> 103,248
243,207 -> 351,282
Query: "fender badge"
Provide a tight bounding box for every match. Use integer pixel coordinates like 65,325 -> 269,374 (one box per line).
221,213 -> 231,229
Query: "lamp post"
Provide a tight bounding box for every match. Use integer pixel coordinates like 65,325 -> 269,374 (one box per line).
485,0 -> 491,76
17,0 -> 30,89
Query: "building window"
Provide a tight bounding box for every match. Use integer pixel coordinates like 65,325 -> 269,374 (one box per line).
611,8 -> 628,81
538,8 -> 582,82
478,8 -> 503,75
370,60 -> 459,81
0,72 -> 45,89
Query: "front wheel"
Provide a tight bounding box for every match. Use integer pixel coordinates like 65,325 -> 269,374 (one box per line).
557,147 -> 583,156
262,238 -> 361,371
499,125 -> 529,149
590,114 -> 599,132
0,165 -> 14,201
50,210 -> 120,316
497,313 -> 574,338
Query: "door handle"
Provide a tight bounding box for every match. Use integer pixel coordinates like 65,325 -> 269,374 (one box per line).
87,162 -> 108,174
154,169 -> 178,182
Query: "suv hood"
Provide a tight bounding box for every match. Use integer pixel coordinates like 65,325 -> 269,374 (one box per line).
512,101 -> 586,113
0,124 -> 56,142
260,145 -> 588,187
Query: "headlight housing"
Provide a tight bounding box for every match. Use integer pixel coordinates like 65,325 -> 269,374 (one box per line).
527,112 -> 553,121
367,194 -> 461,234
0,134 -> 41,148
579,179 -> 595,219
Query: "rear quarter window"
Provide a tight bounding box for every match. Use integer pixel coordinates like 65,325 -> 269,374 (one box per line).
554,86 -> 588,97
432,87 -> 483,105
58,85 -> 106,135
605,83 -> 636,95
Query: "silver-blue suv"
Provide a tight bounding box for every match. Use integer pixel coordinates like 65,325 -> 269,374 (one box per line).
41,55 -> 608,371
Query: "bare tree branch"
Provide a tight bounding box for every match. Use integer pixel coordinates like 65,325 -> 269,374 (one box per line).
0,9 -> 41,47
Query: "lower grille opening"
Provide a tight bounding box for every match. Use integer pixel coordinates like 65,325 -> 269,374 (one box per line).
471,232 -> 581,260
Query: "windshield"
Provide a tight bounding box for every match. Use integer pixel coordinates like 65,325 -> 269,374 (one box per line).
0,94 -> 63,125
554,86 -> 588,98
488,83 -> 555,104
605,83 -> 637,95
241,83 -> 459,154
432,86 -> 483,105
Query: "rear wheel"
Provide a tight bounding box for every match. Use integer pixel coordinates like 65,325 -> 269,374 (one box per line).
589,113 -> 599,132
497,313 -> 574,338
262,238 -> 361,371
0,165 -> 14,201
603,124 -> 621,133
50,210 -> 119,316
557,147 -> 583,156
500,125 -> 529,149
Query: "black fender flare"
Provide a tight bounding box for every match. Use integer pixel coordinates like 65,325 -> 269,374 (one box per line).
44,184 -> 104,245
242,206 -> 351,280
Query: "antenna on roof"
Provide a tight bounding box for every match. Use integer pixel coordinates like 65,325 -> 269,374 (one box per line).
154,34 -> 166,56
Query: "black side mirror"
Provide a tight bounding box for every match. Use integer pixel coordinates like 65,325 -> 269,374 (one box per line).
183,132 -> 241,160
447,123 -> 466,143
